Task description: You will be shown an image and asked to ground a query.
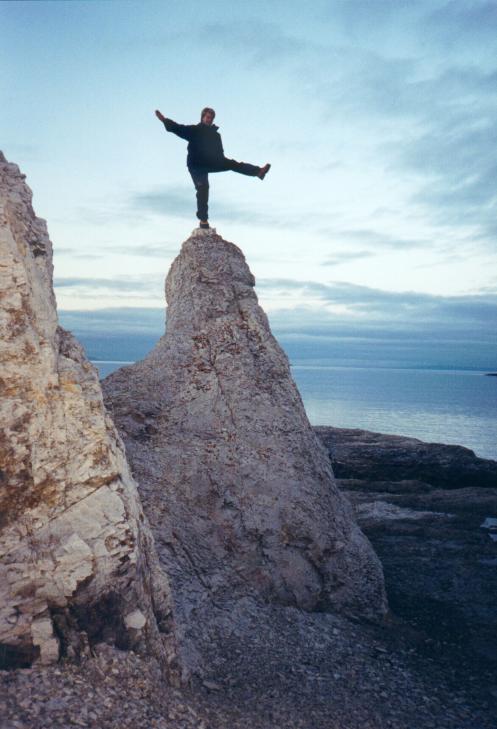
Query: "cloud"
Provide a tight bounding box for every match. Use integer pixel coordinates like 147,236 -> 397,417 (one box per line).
58,277 -> 496,341
315,44 -> 496,132
318,228 -> 430,251
2,143 -> 41,161
392,119 -> 497,245
55,243 -> 180,259
129,186 -> 194,219
198,20 -> 313,66
310,49 -> 497,249
128,184 -> 288,227
326,1 -> 497,60
54,274 -> 164,299
301,5 -> 497,248
72,179 -> 327,233
257,278 -> 497,333
123,243 -> 179,258
72,186 -> 196,228
117,19 -> 314,73
58,283 -> 497,370
56,276 -> 152,291
59,307 -> 165,335
322,250 -> 375,266
54,248 -> 102,260
122,18 -> 311,59
425,1 -> 497,54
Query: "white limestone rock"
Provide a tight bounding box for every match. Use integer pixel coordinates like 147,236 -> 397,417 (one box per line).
103,229 -> 388,641
0,152 -> 180,680
124,609 -> 147,630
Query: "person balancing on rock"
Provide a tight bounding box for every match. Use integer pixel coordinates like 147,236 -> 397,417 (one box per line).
155,107 -> 270,229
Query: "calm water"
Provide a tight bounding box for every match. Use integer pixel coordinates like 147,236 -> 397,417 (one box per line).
94,360 -> 497,461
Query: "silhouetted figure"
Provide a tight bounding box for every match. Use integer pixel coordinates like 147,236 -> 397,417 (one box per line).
155,107 -> 270,229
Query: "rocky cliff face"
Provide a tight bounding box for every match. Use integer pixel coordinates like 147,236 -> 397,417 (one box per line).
0,153 -> 179,678
103,229 -> 387,643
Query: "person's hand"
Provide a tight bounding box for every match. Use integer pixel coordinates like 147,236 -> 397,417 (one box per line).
155,109 -> 165,122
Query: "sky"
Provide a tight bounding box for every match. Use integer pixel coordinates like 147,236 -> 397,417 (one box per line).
1,0 -> 496,368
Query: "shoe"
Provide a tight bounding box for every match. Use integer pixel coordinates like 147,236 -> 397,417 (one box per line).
257,163 -> 271,180
199,221 -> 209,229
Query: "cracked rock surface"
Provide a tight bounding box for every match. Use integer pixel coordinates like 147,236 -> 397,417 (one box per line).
103,229 -> 387,665
0,152 -> 179,678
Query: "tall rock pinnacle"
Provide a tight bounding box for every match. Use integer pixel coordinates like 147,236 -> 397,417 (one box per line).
103,229 -> 387,636
0,153 -> 179,678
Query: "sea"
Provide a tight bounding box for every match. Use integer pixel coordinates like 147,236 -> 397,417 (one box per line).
93,359 -> 497,461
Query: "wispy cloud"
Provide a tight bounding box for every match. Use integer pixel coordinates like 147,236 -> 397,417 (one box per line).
299,3 -> 497,251
326,1 -> 497,60
425,1 -> 497,54
198,20 -> 313,66
69,182 -> 315,232
123,242 -> 179,258
393,119 -> 497,245
54,274 -> 164,299
59,307 -> 165,335
258,277 -> 497,333
55,243 -> 179,259
128,184 -> 289,227
2,143 -> 41,161
129,186 -> 194,219
115,18 -> 316,83
322,250 -> 375,266
54,248 -> 102,260
319,229 -> 430,251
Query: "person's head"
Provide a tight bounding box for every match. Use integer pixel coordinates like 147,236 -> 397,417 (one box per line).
201,107 -> 216,125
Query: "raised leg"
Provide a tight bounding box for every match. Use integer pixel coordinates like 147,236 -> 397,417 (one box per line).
213,158 -> 261,177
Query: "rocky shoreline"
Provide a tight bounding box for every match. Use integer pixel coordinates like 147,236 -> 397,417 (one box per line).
317,427 -> 497,663
3,426 -> 495,729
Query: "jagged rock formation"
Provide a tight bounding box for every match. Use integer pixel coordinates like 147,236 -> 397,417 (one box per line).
103,229 -> 387,641
0,152 -> 179,678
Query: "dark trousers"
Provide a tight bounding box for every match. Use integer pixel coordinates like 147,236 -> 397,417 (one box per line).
189,158 -> 261,221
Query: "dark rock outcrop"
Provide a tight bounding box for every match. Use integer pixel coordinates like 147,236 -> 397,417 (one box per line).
317,427 -> 497,489
316,426 -> 497,663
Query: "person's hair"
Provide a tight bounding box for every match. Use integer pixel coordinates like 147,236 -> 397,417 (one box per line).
201,107 -> 216,121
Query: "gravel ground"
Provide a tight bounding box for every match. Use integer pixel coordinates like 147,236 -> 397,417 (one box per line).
1,602 -> 496,729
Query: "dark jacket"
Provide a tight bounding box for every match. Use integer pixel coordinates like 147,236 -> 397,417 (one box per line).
163,119 -> 225,167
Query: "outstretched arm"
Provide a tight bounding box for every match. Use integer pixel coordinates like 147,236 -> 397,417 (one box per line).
155,109 -> 193,141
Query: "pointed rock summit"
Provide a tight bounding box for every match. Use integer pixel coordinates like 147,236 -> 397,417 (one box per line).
0,153 -> 179,677
103,229 -> 387,628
